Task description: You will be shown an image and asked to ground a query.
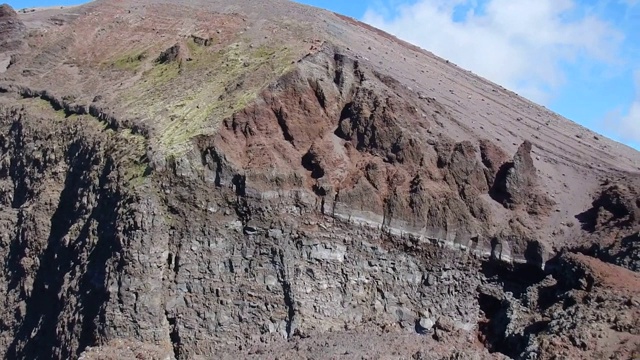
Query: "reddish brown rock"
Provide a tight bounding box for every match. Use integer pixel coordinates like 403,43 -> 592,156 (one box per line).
0,0 -> 639,359
576,178 -> 640,271
479,138 -> 510,187
491,140 -> 555,215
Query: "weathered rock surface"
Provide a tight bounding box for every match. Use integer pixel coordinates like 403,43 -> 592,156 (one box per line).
0,0 -> 639,359
491,140 -> 555,215
575,179 -> 640,271
0,4 -> 25,73
79,339 -> 173,360
0,4 -> 25,52
477,253 -> 640,360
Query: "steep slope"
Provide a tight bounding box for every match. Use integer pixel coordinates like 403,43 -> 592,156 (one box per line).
0,0 -> 639,359
0,4 -> 25,71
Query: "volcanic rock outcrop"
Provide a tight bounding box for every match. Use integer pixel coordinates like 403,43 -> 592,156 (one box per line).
0,4 -> 25,72
0,4 -> 24,50
491,140 -> 555,215
0,0 -> 639,359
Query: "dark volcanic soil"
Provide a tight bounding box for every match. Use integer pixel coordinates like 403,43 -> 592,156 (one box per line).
0,0 -> 639,359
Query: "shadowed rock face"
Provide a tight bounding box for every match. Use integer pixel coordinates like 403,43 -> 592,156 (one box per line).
0,1 -> 640,359
480,139 -> 510,186
500,140 -> 539,205
491,140 -> 555,215
575,180 -> 640,271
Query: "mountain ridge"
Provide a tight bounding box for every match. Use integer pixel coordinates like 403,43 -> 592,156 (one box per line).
0,0 -> 639,359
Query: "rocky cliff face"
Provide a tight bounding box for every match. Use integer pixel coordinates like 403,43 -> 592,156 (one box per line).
0,5 -> 24,50
0,98 -> 160,359
1,0 -> 639,359
0,4 -> 24,72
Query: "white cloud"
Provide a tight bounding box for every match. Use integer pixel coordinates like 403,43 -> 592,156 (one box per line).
616,71 -> 640,143
363,0 -> 623,103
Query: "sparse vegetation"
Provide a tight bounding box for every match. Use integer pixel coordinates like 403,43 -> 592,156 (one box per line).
21,96 -> 150,188
19,98 -> 67,119
108,50 -> 148,71
114,129 -> 149,188
117,40 -> 295,157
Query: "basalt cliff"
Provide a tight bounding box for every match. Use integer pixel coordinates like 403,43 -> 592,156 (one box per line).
0,1 -> 639,359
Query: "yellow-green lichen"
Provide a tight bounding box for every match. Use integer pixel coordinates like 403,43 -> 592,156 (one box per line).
113,129 -> 150,188
15,97 -> 151,189
185,36 -> 215,57
19,98 -> 67,119
144,61 -> 183,86
107,50 -> 149,72
123,161 -> 150,188
118,41 -> 295,157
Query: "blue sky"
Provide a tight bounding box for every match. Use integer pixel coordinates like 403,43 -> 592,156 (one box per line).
7,0 -> 640,149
